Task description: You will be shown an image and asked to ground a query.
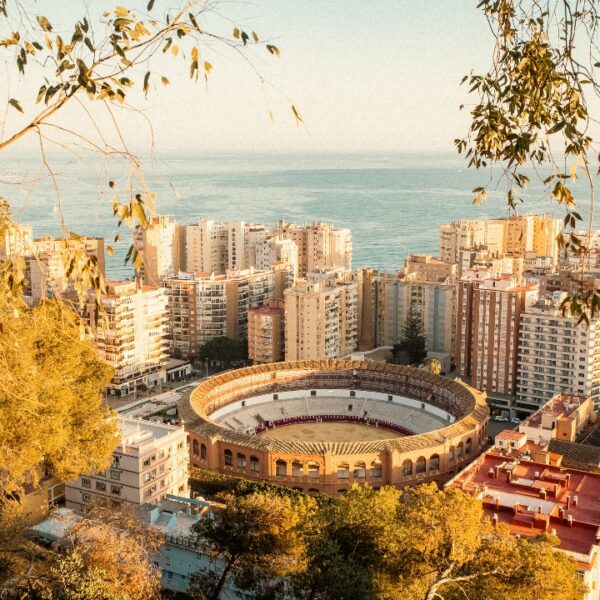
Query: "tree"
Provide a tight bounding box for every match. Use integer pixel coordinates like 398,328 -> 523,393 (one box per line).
199,336 -> 248,367
0,297 -> 117,517
0,297 -> 119,592
247,485 -> 584,600
391,308 -> 427,365
0,1 -> 297,304
426,358 -> 442,375
2,508 -> 163,600
192,492 -> 312,600
458,0 -> 600,323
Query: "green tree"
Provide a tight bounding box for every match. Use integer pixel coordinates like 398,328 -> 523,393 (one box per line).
200,336 -> 248,367
458,0 -> 600,323
391,308 -> 427,365
192,492 -> 312,600
291,484 -> 584,600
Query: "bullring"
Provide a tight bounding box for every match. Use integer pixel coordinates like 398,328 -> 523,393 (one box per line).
181,360 -> 489,494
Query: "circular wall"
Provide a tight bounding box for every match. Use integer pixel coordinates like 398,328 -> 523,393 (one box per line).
180,360 -> 489,494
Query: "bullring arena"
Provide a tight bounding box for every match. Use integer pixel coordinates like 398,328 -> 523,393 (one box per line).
181,360 -> 489,494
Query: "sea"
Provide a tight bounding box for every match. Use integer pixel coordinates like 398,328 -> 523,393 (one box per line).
2,151 -> 599,279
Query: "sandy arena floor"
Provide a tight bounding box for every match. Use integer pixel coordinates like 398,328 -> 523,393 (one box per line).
258,421 -> 404,442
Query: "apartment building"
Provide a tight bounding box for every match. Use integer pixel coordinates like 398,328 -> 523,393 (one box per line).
0,221 -> 33,260
248,303 -> 285,364
284,279 -> 358,361
274,220 -> 352,277
456,273 -> 538,395
440,215 -> 560,269
517,294 -> 600,411
255,237 -> 299,279
376,262 -> 457,356
84,281 -> 169,396
141,216 -> 185,286
65,417 -> 189,514
185,219 -> 228,274
23,235 -> 105,305
164,267 -> 284,357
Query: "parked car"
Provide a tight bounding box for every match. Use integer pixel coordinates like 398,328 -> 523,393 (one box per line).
510,417 -> 521,424
494,415 -> 509,422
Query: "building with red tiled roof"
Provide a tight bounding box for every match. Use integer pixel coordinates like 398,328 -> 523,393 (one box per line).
448,425 -> 600,599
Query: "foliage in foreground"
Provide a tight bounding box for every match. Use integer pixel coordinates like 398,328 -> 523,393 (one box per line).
0,508 -> 162,600
0,294 -> 117,519
192,485 -> 585,600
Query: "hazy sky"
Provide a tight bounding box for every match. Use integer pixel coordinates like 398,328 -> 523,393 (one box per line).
2,1 -> 493,154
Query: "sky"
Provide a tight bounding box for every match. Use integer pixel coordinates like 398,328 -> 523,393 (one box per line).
1,1 -> 494,154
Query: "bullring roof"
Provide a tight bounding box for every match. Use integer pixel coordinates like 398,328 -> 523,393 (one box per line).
181,360 -> 488,456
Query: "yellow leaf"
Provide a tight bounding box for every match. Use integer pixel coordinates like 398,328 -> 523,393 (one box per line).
203,61 -> 212,74
161,76 -> 170,86
171,45 -> 179,56
115,6 -> 129,17
191,46 -> 198,62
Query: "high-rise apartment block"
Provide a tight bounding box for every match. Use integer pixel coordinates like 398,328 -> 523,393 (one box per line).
140,216 -> 185,286
84,281 -> 169,396
284,279 -> 358,361
65,417 -> 189,514
517,293 -> 600,411
0,222 -> 33,260
456,273 -> 538,395
376,267 -> 456,356
274,220 -> 352,277
164,267 -> 288,358
248,302 -> 285,364
440,215 -> 560,271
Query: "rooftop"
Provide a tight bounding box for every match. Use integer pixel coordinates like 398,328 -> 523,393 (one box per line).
522,393 -> 589,431
448,447 -> 600,561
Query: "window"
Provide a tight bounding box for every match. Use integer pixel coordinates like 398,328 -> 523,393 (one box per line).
192,440 -> 199,456
353,462 -> 366,478
201,444 -> 207,460
347,404 -> 353,411
224,449 -> 233,466
111,485 -> 121,495
370,461 -> 382,477
81,478 -> 91,489
350,390 -> 356,397
337,463 -> 350,479
237,453 -> 246,468
429,454 -> 440,471
143,458 -> 151,468
457,442 -> 464,459
109,469 -> 121,481
465,438 -> 473,455
308,462 -> 320,478
82,493 -> 91,502
403,459 -> 413,477
273,393 -> 279,400
95,481 -> 106,491
111,500 -> 121,509
416,457 -> 426,474
250,456 -> 259,472
177,442 -> 184,451
275,460 -> 287,476
112,456 -> 120,468
310,390 -> 316,396
292,461 -> 303,477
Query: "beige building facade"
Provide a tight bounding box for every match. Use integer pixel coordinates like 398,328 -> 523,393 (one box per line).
517,294 -> 600,411
284,279 -> 358,361
66,417 -> 189,514
84,281 -> 169,396
141,216 -> 185,286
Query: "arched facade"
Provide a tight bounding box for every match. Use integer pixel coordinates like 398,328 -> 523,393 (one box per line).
181,360 -> 489,494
